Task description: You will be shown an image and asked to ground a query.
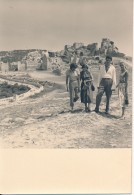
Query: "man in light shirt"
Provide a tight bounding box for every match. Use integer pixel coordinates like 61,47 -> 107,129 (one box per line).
95,55 -> 116,114
66,63 -> 80,111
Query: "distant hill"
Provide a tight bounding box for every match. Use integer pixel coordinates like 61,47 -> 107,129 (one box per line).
0,49 -> 42,63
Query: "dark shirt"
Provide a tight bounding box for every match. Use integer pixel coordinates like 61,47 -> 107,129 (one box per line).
80,70 -> 93,81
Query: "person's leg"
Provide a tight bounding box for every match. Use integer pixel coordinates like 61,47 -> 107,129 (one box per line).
69,83 -> 74,110
87,85 -> 92,112
125,85 -> 129,105
85,103 -> 88,112
121,85 -> 126,117
80,82 -> 84,103
95,86 -> 104,112
118,85 -> 125,116
74,87 -> 79,102
122,106 -> 125,117
85,88 -> 91,112
84,89 -> 88,111
88,103 -> 91,112
105,90 -> 112,113
105,79 -> 112,113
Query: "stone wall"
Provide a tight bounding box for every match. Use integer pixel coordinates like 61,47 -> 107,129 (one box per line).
0,76 -> 44,104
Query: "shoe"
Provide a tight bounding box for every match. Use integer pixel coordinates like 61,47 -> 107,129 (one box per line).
85,107 -> 91,112
94,108 -> 99,113
73,96 -> 79,102
125,100 -> 129,105
87,108 -> 91,112
105,110 -> 109,114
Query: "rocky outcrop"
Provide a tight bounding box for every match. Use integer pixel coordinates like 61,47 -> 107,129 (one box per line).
73,42 -> 84,49
87,43 -> 99,56
99,38 -> 125,58
0,38 -> 127,73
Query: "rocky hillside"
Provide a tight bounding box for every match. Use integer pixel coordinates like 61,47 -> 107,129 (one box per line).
58,38 -> 127,62
0,38 -> 129,64
0,38 -> 132,77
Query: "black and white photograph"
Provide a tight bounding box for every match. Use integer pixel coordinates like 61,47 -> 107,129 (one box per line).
0,0 -> 133,194
0,0 -> 132,149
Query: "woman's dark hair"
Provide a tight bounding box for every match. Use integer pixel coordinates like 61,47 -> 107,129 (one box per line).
70,63 -> 77,70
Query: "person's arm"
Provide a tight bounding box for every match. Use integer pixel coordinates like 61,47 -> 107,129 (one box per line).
116,82 -> 119,88
77,74 -> 80,92
112,67 -> 116,90
97,64 -> 103,88
66,70 -> 69,91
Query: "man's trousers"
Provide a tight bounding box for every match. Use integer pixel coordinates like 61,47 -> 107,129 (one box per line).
95,78 -> 113,112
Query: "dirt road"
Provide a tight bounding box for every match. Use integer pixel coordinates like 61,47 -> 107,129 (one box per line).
0,64 -> 132,148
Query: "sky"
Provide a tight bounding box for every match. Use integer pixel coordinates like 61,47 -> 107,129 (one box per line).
0,0 -> 133,56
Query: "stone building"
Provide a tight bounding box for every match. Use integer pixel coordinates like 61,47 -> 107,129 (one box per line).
100,38 -> 116,56
0,62 -> 9,72
87,43 -> 99,56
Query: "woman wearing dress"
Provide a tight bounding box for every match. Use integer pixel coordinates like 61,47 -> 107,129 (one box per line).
80,64 -> 95,112
116,61 -> 129,117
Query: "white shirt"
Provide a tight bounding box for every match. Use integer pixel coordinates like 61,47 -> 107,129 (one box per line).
98,64 -> 116,89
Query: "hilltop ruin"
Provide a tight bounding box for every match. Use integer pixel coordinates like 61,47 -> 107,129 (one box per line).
0,38 -> 128,74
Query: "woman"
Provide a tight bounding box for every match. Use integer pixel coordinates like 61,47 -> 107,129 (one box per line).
80,64 -> 95,112
116,61 -> 129,117
66,63 -> 80,111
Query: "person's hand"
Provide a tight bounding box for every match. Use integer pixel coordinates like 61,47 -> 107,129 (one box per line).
116,84 -> 119,88
91,84 -> 95,91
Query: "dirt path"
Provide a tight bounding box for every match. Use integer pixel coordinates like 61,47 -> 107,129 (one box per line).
0,63 -> 132,148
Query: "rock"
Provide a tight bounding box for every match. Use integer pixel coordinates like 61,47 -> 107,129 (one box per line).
99,38 -> 125,57
87,43 -> 99,56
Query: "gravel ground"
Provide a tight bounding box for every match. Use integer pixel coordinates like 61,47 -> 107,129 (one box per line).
0,63 -> 132,148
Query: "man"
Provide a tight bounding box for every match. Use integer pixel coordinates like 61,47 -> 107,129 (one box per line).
66,63 -> 80,111
95,55 -> 116,114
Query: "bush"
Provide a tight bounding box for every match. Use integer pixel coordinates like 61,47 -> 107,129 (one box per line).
0,83 -> 30,98
19,85 -> 27,91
